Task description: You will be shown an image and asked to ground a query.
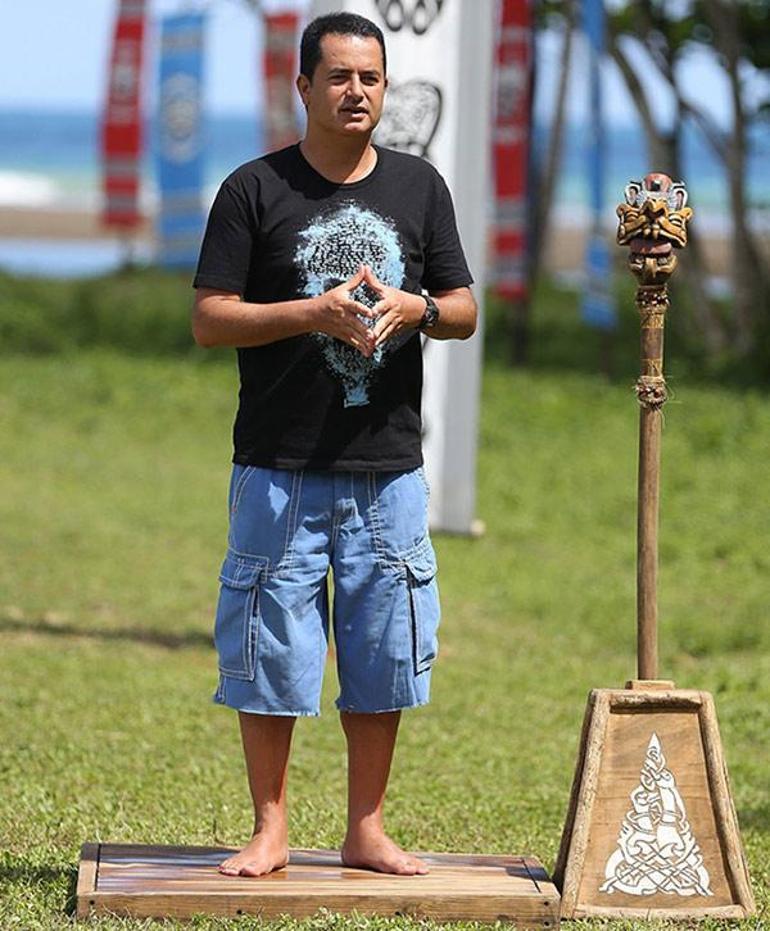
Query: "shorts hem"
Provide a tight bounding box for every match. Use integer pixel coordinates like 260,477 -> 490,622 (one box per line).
237,707 -> 320,717
211,692 -> 320,717
335,698 -> 430,714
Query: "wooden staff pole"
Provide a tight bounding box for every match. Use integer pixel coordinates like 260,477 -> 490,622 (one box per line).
616,173 -> 692,683
635,283 -> 668,680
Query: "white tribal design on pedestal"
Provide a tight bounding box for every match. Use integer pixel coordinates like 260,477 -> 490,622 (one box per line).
601,732 -> 713,897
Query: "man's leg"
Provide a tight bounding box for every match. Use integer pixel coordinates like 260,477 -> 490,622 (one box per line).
219,712 -> 295,876
340,710 -> 428,875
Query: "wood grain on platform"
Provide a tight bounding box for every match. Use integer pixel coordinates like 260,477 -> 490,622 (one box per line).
77,843 -> 560,926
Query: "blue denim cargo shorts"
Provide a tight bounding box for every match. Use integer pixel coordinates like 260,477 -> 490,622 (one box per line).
211,464 -> 440,716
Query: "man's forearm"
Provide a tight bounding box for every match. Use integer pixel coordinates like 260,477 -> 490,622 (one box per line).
425,288 -> 477,341
193,273 -> 377,354
193,293 -> 317,348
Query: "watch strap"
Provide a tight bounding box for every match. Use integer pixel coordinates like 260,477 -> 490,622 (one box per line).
418,295 -> 439,331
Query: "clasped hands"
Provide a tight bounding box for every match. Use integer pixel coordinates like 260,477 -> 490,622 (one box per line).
311,264 -> 425,357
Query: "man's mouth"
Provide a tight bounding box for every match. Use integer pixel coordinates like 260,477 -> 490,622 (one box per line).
342,107 -> 368,115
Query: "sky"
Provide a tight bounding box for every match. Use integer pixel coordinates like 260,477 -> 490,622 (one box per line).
0,0 -> 738,128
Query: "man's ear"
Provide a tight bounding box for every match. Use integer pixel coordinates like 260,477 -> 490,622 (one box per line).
296,74 -> 310,108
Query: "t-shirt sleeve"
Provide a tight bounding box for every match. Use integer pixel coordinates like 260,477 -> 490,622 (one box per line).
192,179 -> 256,294
421,171 -> 474,292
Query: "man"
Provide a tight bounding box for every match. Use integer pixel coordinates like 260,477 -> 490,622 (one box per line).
192,11 -> 476,878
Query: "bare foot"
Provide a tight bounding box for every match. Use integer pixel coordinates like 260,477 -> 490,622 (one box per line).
219,829 -> 289,877
341,826 -> 428,875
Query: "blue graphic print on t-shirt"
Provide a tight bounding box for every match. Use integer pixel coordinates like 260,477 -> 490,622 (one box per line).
295,202 -> 410,407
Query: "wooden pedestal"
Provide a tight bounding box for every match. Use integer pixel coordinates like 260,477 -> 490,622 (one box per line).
554,687 -> 755,920
76,844 -> 560,927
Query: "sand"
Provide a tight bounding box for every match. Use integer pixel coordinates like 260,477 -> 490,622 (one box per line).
0,206 -> 754,278
0,208 -> 153,241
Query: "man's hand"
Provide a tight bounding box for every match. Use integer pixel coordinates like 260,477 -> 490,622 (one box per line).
311,266 -> 377,357
364,265 -> 425,348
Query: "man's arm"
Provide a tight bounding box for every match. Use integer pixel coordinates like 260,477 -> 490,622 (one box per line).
192,267 -> 376,355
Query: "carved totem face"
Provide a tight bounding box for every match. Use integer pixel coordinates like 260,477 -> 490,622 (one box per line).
617,174 -> 693,252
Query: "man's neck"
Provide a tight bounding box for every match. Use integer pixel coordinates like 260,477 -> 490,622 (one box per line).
299,131 -> 377,184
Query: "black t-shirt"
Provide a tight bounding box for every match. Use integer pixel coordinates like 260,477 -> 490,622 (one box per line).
193,143 -> 473,470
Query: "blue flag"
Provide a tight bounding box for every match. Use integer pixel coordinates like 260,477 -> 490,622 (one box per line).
156,12 -> 206,269
581,0 -> 616,330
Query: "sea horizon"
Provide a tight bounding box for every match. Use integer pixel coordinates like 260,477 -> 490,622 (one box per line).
2,107 -> 767,215
0,107 -> 766,278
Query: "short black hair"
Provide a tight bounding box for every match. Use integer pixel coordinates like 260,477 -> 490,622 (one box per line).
300,13 -> 386,81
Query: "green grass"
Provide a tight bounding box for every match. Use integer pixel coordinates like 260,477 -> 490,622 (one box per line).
0,274 -> 768,929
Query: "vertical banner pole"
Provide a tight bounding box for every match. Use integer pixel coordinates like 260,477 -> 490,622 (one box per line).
492,0 -> 533,304
102,0 -> 147,234
263,10 -> 302,153
580,0 -> 616,334
156,11 -> 206,269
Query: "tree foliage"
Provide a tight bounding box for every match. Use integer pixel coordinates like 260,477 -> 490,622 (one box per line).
605,0 -> 769,364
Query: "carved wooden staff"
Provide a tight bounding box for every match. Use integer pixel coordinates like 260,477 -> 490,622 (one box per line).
616,173 -> 692,682
555,176 -> 754,921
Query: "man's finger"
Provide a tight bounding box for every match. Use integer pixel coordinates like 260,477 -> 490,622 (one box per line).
373,311 -> 396,342
371,298 -> 392,317
341,331 -> 371,356
347,315 -> 375,343
363,264 -> 384,290
350,323 -> 374,346
375,320 -> 398,347
349,331 -> 373,356
361,265 -> 385,300
346,300 -> 377,319
372,313 -> 389,340
345,265 -> 366,290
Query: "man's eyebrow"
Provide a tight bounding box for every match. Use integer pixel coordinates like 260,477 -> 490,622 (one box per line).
327,67 -> 381,76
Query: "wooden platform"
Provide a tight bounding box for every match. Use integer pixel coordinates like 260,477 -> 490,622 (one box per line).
77,843 -> 560,926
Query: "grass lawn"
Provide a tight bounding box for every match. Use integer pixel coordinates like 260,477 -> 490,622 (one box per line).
1,318 -> 768,928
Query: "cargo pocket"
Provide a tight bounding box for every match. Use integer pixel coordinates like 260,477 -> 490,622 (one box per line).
214,550 -> 269,681
403,537 -> 440,675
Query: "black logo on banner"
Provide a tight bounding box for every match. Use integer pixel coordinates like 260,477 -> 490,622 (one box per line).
375,79 -> 442,159
373,0 -> 445,35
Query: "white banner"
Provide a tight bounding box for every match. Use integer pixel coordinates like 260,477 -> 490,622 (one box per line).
311,0 -> 492,533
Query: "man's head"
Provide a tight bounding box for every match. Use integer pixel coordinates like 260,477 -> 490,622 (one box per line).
296,14 -> 388,140
300,13 -> 386,82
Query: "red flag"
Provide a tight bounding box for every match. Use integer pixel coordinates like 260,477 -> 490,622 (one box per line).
263,11 -> 301,153
101,0 -> 147,229
492,0 -> 533,300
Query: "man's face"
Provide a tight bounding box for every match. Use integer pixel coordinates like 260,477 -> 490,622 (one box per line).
297,33 -> 387,138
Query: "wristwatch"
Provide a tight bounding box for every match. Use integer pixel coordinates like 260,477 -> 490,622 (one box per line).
418,294 -> 440,331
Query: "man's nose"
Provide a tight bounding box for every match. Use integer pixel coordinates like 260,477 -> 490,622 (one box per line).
347,74 -> 364,98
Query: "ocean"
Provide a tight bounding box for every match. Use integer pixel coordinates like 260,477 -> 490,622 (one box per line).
0,108 -> 767,277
